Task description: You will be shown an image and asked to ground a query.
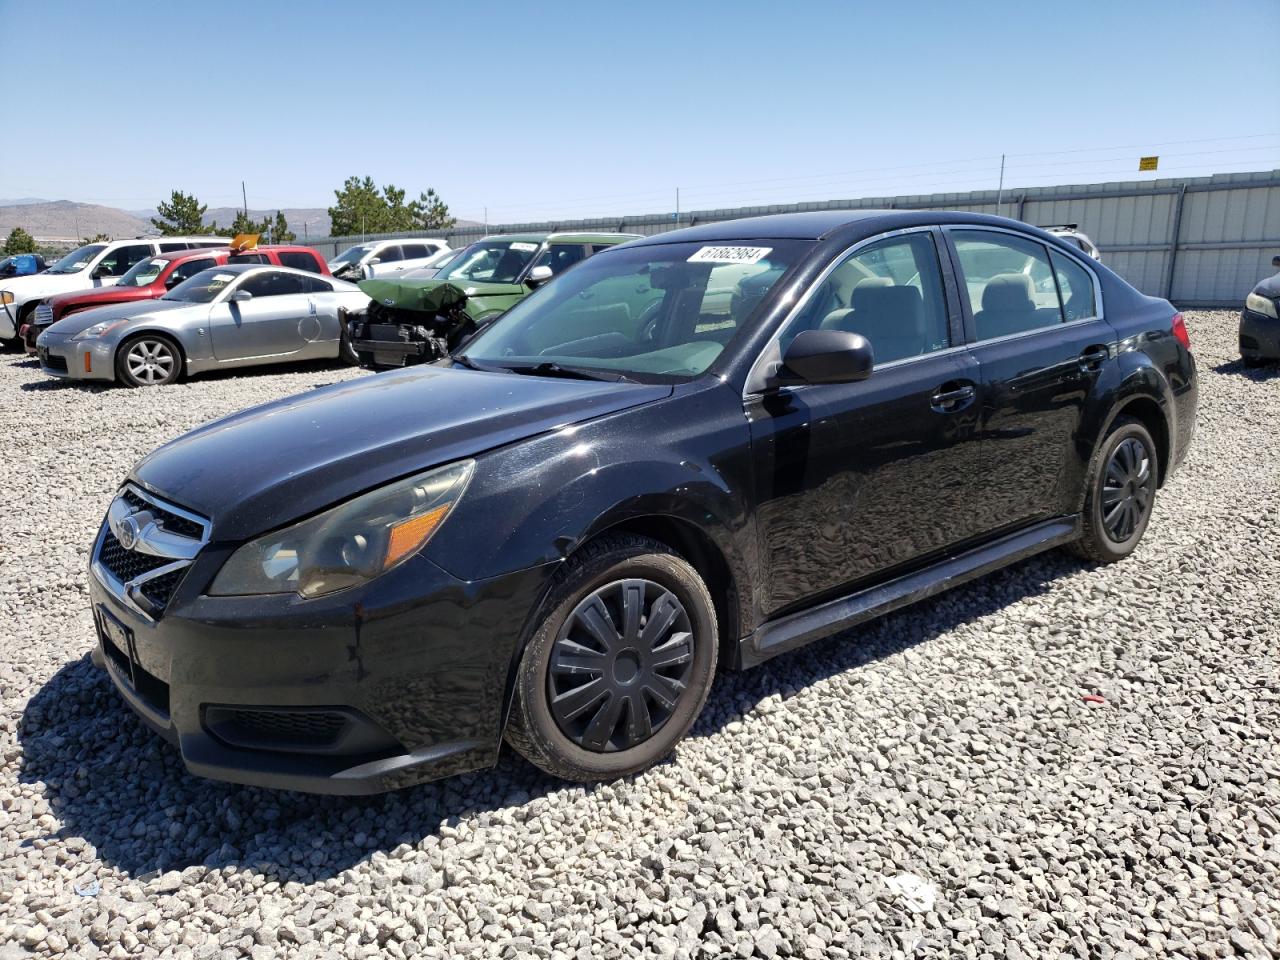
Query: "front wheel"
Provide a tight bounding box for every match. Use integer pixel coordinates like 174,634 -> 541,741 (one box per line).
116,334 -> 182,387
505,534 -> 718,782
337,313 -> 360,367
1069,416 -> 1158,563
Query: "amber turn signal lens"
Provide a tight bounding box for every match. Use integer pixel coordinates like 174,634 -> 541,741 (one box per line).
383,503 -> 451,568
84,353 -> 92,373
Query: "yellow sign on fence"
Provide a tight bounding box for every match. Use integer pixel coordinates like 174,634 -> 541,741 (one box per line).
1139,156 -> 1159,172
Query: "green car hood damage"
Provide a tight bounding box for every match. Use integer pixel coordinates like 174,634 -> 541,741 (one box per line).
358,277 -> 526,318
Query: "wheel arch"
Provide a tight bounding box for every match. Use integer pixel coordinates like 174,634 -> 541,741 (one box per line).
1108,395 -> 1170,486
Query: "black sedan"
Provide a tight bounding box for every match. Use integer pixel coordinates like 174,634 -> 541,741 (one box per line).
1241,254 -> 1280,365
88,210 -> 1197,793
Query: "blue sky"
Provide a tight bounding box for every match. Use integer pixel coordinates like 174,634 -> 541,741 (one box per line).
2,0 -> 1277,225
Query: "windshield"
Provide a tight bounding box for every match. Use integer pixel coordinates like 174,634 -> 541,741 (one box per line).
330,244 -> 374,266
438,239 -> 541,284
117,256 -> 170,288
162,268 -> 237,304
462,240 -> 809,381
48,244 -> 107,275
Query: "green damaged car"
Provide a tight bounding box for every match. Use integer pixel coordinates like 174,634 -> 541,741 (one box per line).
350,232 -> 640,368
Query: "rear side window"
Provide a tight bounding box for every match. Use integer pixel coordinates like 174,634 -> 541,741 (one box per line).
240,271 -> 306,297
1050,250 -> 1097,321
277,251 -> 323,273
401,243 -> 431,259
299,275 -> 332,293
781,231 -> 951,365
951,230 -> 1062,340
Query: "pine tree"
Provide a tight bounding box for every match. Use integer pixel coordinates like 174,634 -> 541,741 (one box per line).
151,190 -> 213,235
271,211 -> 296,244
2,227 -> 37,254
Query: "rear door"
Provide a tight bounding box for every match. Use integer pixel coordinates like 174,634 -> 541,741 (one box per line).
746,228 -> 989,617
209,270 -> 312,361
944,227 -> 1114,529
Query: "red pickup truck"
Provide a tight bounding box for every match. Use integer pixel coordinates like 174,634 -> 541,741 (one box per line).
21,244 -> 329,353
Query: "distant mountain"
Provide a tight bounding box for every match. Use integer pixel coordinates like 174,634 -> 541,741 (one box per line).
4,199 -> 482,246
0,201 -> 149,243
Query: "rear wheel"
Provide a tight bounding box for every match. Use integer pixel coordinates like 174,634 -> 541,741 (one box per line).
337,312 -> 359,366
505,534 -> 717,782
1070,416 -> 1158,563
116,334 -> 182,387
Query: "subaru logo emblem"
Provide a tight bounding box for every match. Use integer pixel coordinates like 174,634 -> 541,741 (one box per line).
117,515 -> 141,550
382,298 -> 395,306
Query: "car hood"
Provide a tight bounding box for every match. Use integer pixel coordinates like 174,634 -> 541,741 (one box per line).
131,365 -> 672,541
46,298 -> 191,335
358,277 -> 524,313
48,284 -> 156,310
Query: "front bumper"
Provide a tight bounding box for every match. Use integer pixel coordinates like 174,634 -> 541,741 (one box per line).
89,524 -> 553,794
1240,307 -> 1280,361
35,331 -> 116,381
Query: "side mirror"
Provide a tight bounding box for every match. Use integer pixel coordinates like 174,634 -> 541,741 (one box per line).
1272,255 -> 1280,269
777,329 -> 874,386
526,264 -> 554,287
93,264 -> 113,279
366,258 -> 381,266
164,275 -> 181,289
228,289 -> 253,303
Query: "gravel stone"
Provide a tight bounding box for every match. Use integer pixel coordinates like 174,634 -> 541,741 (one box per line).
1,312 -> 1278,958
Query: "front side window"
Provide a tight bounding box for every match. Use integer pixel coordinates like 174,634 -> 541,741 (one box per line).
1049,249 -> 1097,321
169,257 -> 216,285
462,240 -> 810,381
374,245 -> 403,263
117,256 -> 170,288
439,239 -> 542,284
779,232 -> 951,365
532,243 -> 588,277
331,244 -> 374,266
96,244 -> 152,277
952,230 -> 1063,340
48,244 -> 107,275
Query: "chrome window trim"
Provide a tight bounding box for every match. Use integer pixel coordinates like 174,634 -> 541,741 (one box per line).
744,226 -> 948,395
942,224 -> 1106,338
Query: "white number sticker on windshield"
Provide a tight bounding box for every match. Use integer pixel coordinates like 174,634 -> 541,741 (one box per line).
687,246 -> 773,265
510,242 -> 539,252
211,274 -> 234,283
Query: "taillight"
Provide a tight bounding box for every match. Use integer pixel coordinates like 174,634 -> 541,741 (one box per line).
1171,312 -> 1190,350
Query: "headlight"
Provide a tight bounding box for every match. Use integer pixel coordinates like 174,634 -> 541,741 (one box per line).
73,319 -> 129,340
1245,292 -> 1278,320
0,291 -> 13,305
210,460 -> 474,598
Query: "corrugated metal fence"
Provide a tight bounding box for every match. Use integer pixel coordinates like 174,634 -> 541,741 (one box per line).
306,169 -> 1280,307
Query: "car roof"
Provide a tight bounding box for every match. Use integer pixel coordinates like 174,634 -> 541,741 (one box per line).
623,210 -> 1047,246
476,231 -> 640,245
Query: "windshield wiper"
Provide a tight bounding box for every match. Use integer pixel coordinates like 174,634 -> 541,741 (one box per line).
505,361 -> 632,383
450,354 -> 509,372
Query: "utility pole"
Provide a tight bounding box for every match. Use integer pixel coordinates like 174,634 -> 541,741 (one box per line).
484,207 -> 488,230
675,187 -> 680,225
995,155 -> 1005,218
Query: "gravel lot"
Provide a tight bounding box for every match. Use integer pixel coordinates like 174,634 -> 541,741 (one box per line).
1,311 -> 1277,959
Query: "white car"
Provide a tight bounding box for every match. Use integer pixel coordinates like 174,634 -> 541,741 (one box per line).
1042,224 -> 1101,261
0,235 -> 225,344
327,238 -> 451,282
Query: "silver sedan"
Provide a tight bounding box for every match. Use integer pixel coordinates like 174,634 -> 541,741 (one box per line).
36,264 -> 370,386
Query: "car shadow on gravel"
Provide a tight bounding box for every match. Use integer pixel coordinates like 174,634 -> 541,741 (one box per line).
1211,358 -> 1280,380
17,549 -> 1082,884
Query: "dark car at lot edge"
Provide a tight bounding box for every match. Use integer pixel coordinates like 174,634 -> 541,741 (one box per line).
87,210 -> 1197,794
1240,253 -> 1280,365
20,245 -> 329,354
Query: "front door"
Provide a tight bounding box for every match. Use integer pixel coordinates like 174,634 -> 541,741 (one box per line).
746,229 -> 987,618
945,228 -> 1115,528
209,270 -> 311,362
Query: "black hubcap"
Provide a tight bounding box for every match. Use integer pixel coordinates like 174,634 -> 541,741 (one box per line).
1102,437 -> 1153,542
548,579 -> 694,753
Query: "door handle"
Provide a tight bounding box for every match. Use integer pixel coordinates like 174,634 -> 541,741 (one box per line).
930,383 -> 976,413
1078,345 -> 1109,372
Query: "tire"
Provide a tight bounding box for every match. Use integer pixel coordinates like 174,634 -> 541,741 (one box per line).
115,333 -> 182,387
337,314 -> 360,367
1069,415 -> 1158,564
505,533 -> 718,782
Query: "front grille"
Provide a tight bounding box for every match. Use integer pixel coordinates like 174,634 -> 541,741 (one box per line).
122,488 -> 205,540
137,568 -> 185,609
98,530 -> 174,583
230,710 -> 348,742
34,303 -> 53,325
39,348 -> 68,373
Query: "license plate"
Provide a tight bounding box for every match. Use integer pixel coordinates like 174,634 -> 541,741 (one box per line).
96,606 -> 138,684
